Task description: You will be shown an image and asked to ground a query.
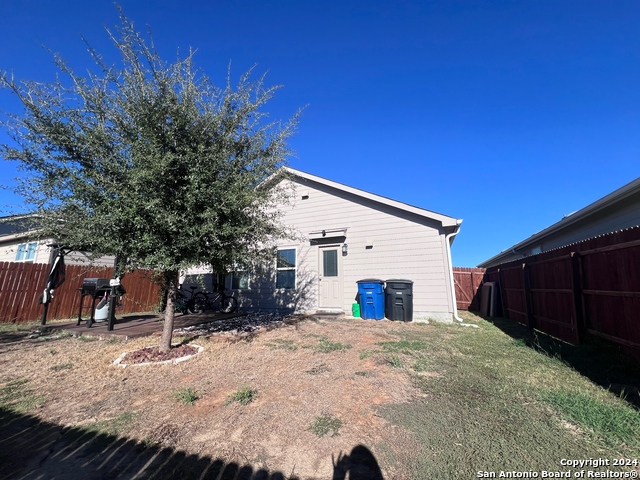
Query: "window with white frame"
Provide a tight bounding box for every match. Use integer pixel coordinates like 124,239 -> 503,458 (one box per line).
276,248 -> 296,289
15,242 -> 38,262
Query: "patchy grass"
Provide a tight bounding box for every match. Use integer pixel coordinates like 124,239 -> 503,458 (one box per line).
76,335 -> 100,342
50,362 -> 73,372
541,389 -> 640,450
386,355 -> 403,368
226,387 -> 257,406
1,312 -> 639,479
308,415 -> 342,437
310,336 -> 352,353
172,386 -> 199,405
0,379 -> 45,412
377,340 -> 430,354
306,362 -> 331,375
0,322 -> 32,334
264,339 -> 297,351
377,314 -> 640,478
85,412 -> 141,436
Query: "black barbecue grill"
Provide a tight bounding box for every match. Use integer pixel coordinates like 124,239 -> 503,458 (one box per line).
77,278 -> 126,329
81,278 -> 112,295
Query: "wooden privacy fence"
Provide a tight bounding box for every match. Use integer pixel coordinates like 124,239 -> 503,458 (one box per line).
484,227 -> 640,350
453,267 -> 485,311
0,262 -> 162,323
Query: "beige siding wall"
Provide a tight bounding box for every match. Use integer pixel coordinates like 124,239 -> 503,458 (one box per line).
0,239 -> 50,264
234,178 -> 454,320
0,238 -> 115,267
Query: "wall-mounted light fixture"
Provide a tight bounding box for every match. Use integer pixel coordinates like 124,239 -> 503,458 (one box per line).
342,244 -> 348,256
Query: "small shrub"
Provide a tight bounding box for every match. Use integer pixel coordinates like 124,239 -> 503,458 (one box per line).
172,386 -> 199,405
308,415 -> 342,437
226,387 -> 257,406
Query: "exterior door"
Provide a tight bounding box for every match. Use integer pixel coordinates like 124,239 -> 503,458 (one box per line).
318,246 -> 342,309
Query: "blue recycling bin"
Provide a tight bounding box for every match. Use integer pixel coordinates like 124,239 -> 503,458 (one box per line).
357,279 -> 385,320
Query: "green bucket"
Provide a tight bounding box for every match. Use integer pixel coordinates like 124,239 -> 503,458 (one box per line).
352,303 -> 361,318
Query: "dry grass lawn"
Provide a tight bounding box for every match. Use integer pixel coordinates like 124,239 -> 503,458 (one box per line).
0,316 -> 423,478
1,312 -> 639,479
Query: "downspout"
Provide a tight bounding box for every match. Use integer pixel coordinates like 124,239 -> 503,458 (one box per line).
445,220 -> 477,327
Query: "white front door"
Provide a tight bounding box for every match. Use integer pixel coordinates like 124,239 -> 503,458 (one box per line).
318,246 -> 342,309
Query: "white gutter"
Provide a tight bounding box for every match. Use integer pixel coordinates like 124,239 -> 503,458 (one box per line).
445,221 -> 478,327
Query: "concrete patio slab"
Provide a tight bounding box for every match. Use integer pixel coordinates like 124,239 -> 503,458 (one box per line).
45,312 -> 246,340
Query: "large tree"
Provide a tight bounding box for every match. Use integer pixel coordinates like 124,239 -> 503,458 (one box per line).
1,11 -> 299,352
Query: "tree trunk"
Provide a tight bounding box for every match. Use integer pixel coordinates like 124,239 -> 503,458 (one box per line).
159,270 -> 179,353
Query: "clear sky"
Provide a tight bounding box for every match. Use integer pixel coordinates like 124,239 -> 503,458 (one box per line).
1,0 -> 638,266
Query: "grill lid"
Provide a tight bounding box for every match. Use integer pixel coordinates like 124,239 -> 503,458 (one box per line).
82,278 -> 111,292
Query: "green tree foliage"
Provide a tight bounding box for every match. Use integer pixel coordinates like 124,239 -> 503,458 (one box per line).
0,10 -> 299,351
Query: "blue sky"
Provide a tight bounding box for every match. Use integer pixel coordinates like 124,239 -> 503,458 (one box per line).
1,0 -> 638,266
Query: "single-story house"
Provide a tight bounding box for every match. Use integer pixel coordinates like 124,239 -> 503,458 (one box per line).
0,214 -> 115,267
478,176 -> 640,268
186,168 -> 463,322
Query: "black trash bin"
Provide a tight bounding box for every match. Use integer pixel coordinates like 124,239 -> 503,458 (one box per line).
384,279 -> 413,321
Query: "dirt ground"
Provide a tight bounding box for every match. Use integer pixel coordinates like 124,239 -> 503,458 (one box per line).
0,316 -> 430,479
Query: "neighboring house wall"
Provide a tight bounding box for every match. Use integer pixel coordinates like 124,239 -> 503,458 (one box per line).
0,237 -> 115,267
479,177 -> 640,268
522,193 -> 640,254
0,239 -> 49,264
215,175 -> 458,322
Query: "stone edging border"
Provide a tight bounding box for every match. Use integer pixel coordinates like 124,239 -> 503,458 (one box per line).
113,344 -> 204,368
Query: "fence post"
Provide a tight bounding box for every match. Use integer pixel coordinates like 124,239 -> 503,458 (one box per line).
498,268 -> 507,318
570,252 -> 585,344
522,262 -> 535,329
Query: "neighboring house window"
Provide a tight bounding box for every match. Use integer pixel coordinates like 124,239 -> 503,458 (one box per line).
230,271 -> 250,290
276,248 -> 296,289
15,242 -> 37,262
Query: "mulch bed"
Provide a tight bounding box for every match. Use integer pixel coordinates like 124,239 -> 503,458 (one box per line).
174,312 -> 295,336
120,313 -> 296,365
121,344 -> 199,364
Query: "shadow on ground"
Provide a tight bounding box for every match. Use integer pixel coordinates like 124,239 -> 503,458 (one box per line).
0,407 -> 383,479
483,315 -> 640,409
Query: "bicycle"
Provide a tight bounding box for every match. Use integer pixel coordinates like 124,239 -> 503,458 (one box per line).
169,286 -> 200,314
191,284 -> 238,314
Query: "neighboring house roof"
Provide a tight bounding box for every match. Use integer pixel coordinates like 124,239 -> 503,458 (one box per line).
0,214 -> 37,242
284,167 -> 462,230
478,176 -> 640,268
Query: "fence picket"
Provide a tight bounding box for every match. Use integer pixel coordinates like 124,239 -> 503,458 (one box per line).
484,226 -> 640,349
0,261 -> 161,323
